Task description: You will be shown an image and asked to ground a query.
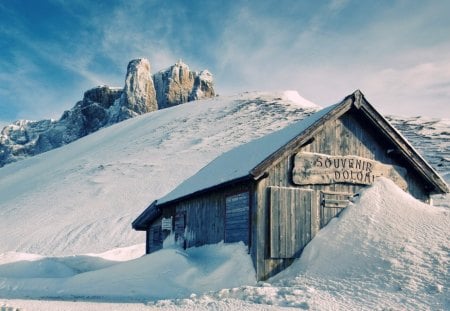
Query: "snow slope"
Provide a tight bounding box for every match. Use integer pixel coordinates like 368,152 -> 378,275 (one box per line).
0,91 -> 448,310
0,92 -> 316,255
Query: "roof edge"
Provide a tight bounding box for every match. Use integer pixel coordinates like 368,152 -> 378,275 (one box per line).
156,175 -> 254,209
132,200 -> 160,230
354,94 -> 449,194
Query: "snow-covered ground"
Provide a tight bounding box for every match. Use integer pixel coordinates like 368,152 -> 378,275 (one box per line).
0,91 -> 448,310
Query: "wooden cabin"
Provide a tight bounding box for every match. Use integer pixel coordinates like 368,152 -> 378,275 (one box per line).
132,90 -> 448,280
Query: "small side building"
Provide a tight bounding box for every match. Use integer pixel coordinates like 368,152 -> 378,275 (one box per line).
132,90 -> 448,280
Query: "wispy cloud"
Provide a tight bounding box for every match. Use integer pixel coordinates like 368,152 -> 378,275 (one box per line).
1,0 -> 449,121
210,0 -> 450,117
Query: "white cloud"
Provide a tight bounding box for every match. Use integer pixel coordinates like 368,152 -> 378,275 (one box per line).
211,1 -> 450,117
359,58 -> 450,116
2,0 -> 449,120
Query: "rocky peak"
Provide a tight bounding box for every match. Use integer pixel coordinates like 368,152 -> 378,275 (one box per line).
153,60 -> 215,109
121,58 -> 158,116
0,58 -> 215,167
190,70 -> 215,101
83,86 -> 123,109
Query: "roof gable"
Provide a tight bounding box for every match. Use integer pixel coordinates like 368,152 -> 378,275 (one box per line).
349,91 -> 448,194
156,90 -> 449,206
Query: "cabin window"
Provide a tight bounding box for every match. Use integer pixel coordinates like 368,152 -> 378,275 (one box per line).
225,192 -> 250,245
269,187 -> 313,259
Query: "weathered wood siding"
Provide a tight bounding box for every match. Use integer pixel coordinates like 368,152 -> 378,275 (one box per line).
155,183 -> 251,250
269,187 -> 313,259
174,211 -> 186,248
254,110 -> 431,280
225,192 -> 250,244
146,218 -> 162,253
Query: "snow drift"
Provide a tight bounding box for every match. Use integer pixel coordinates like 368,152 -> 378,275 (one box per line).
1,179 -> 448,311
0,242 -> 255,301
196,178 -> 449,310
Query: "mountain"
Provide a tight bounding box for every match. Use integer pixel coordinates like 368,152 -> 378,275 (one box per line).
0,59 -> 215,168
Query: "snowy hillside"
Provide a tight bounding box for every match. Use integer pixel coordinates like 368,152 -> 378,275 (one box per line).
0,91 -> 448,310
0,91 -> 317,255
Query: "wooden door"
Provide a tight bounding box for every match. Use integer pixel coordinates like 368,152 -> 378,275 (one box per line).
269,187 -> 314,259
225,192 -> 250,245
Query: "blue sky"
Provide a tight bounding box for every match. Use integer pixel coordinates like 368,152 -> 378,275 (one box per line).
1,0 -> 449,126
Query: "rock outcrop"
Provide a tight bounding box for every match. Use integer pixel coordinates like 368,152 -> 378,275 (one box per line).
120,59 -> 158,117
190,70 -> 215,101
0,58 -> 215,167
153,60 -> 215,109
63,85 -> 123,134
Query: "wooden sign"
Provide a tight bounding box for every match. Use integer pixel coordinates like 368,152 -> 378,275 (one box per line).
293,152 -> 407,190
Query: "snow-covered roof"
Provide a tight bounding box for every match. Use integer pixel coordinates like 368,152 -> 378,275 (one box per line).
157,102 -> 340,205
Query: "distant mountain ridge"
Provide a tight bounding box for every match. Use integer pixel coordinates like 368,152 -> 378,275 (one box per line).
0,58 -> 215,167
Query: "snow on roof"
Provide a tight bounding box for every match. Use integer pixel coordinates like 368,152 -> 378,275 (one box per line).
157,102 -> 340,205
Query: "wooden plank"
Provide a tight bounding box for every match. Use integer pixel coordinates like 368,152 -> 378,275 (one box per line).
288,187 -> 295,258
225,219 -> 248,226
225,218 -> 248,226
281,188 -> 288,258
310,190 -> 320,239
282,187 -> 289,258
300,190 -> 307,250
269,187 -> 280,258
304,190 -> 311,245
293,188 -> 301,256
256,181 -> 267,280
323,199 -> 349,205
321,190 -> 353,196
225,191 -> 249,245
225,213 -> 248,221
324,204 -> 348,209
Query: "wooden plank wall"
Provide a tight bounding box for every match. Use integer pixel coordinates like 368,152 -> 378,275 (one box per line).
225,192 -> 250,244
269,187 -> 312,259
174,211 -> 186,248
147,218 -> 162,253
161,183 -> 251,249
254,111 -> 430,280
